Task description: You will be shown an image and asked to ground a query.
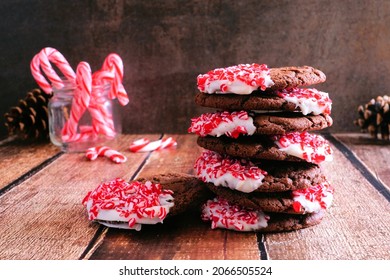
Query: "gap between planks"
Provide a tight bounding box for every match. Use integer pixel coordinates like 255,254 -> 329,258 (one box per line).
0,134 -> 162,260
325,133 -> 390,202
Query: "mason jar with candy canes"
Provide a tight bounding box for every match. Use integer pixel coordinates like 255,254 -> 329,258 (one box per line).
30,47 -> 128,152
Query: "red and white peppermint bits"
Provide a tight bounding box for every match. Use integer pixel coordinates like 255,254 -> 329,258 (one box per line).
188,110 -> 256,139
86,146 -> 127,163
129,137 -> 177,153
195,150 -> 267,193
201,197 -> 269,231
292,181 -> 334,214
273,132 -> 333,164
82,178 -> 174,230
197,63 -> 274,95
275,88 -> 332,115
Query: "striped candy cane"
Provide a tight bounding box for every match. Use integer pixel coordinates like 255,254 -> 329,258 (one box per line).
129,137 -> 177,153
86,146 -> 127,163
30,47 -> 76,94
89,70 -> 117,138
101,53 -> 129,106
62,61 -> 92,141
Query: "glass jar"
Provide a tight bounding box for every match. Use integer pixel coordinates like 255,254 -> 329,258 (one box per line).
48,81 -> 122,152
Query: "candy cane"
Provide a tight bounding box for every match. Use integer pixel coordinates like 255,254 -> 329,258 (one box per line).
87,101 -> 116,138
39,47 -> 76,86
90,70 -> 118,137
92,69 -> 115,86
129,137 -> 177,153
61,61 -> 92,141
86,146 -> 127,163
62,126 -> 95,143
30,55 -> 53,94
89,70 -> 117,137
156,137 -> 177,150
30,47 -> 76,94
101,53 -> 129,106
86,146 -> 99,161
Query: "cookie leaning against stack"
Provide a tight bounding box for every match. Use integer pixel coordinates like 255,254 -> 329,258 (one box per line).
189,63 -> 334,232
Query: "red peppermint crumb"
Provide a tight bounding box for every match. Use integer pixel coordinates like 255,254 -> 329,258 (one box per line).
275,88 -> 332,115
194,150 -> 267,182
188,110 -> 251,138
197,63 -> 271,92
292,201 -> 302,213
292,182 -> 334,212
273,132 -> 333,164
227,126 -> 247,138
82,178 -> 173,227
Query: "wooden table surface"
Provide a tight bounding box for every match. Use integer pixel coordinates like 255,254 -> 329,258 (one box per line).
0,133 -> 389,260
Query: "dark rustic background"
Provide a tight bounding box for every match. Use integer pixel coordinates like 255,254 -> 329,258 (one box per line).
1,0 -> 390,139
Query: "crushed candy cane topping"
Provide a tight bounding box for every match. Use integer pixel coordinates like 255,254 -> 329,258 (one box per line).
188,111 -> 256,138
275,88 -> 332,115
273,132 -> 333,164
82,178 -> 174,231
197,63 -> 274,95
194,150 -> 267,193
292,182 -> 334,214
201,197 -> 269,231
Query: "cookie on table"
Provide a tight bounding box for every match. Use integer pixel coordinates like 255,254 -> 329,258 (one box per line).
197,64 -> 326,95
194,150 -> 328,193
82,173 -> 213,230
201,197 -> 327,232
137,173 -> 213,216
196,132 -> 333,164
189,111 -> 333,137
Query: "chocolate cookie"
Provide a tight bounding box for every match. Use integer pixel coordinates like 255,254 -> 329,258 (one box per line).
82,174 -> 213,230
253,113 -> 333,134
197,64 -> 325,95
190,111 -> 333,139
205,180 -> 333,214
269,66 -> 326,90
201,197 -> 326,232
194,150 -> 327,192
137,173 -> 213,216
263,210 -> 326,232
194,87 -> 332,116
197,134 -> 329,162
195,91 -> 298,112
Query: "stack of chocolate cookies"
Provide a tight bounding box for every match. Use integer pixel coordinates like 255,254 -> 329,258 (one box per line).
189,64 -> 334,232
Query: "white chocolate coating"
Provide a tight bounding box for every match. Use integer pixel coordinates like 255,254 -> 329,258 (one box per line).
201,198 -> 269,231
194,151 -> 267,193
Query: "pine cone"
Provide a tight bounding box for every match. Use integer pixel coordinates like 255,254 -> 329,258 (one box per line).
354,95 -> 390,140
4,89 -> 52,140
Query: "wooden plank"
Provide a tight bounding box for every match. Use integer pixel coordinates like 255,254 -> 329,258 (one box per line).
333,133 -> 390,190
0,134 -> 159,260
89,134 -> 262,260
0,138 -> 61,192
265,137 -> 390,260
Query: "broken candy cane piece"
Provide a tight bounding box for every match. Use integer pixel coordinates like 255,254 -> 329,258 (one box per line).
129,137 -> 177,153
86,146 -> 127,163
